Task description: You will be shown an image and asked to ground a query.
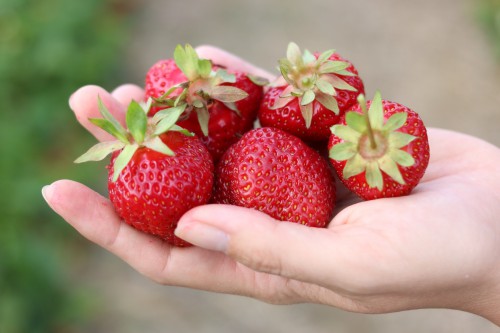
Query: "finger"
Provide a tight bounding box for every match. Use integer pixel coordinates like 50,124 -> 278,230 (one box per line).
176,203 -> 434,313
42,180 -> 169,276
111,84 -> 145,105
41,180 -> 206,283
41,180 -> 297,299
176,203 -> 438,303
176,204 -> 342,285
195,45 -> 276,81
69,85 -> 127,142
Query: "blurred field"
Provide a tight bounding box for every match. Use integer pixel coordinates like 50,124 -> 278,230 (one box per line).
3,0 -> 499,332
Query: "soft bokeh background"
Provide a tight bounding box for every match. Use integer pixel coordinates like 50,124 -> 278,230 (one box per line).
1,0 -> 499,332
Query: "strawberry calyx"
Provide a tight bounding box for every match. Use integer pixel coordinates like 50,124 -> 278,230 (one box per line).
75,96 -> 192,181
271,42 -> 358,128
329,91 -> 417,190
152,44 -> 250,136
246,74 -> 270,87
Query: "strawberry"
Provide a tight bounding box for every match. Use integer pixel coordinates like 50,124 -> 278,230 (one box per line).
75,98 -> 214,246
213,127 -> 336,227
328,92 -> 430,200
258,42 -> 364,142
145,44 -> 265,161
145,58 -> 186,115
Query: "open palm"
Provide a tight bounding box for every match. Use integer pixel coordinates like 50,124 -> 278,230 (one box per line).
43,46 -> 500,325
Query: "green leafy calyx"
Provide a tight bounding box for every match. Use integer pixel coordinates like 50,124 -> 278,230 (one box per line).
154,44 -> 250,137
329,92 -> 416,191
271,42 -> 358,128
75,96 -> 192,182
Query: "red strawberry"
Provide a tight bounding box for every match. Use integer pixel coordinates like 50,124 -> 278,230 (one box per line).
75,98 -> 214,246
258,42 -> 364,142
328,92 -> 430,200
145,44 -> 265,161
145,58 -> 186,115
213,127 -> 336,227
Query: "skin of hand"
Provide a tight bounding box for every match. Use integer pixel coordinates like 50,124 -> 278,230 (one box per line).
42,46 -> 500,326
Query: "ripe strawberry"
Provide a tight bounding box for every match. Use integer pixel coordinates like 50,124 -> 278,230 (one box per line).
75,98 -> 214,246
145,44 -> 265,161
328,92 -> 430,200
213,127 -> 336,227
258,42 -> 364,142
145,58 -> 186,115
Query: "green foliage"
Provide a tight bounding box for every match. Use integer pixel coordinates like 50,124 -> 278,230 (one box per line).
0,0 -> 134,331
476,0 -> 500,60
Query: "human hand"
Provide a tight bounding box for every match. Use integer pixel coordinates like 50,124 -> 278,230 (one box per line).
42,46 -> 500,325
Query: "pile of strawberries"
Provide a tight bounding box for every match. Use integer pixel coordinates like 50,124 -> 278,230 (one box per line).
76,43 -> 430,246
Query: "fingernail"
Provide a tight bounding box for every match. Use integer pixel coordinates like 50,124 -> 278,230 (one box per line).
41,184 -> 52,202
175,222 -> 229,252
68,92 -> 76,110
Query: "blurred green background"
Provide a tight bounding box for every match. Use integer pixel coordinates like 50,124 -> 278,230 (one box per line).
1,0 -> 499,332
0,0 -> 134,331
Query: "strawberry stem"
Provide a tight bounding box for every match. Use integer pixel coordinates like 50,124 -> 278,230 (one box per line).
358,94 -> 377,149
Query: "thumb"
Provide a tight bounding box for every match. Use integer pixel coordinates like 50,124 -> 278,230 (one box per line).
176,204 -> 336,283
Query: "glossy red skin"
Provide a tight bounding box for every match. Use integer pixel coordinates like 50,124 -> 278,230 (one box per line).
108,131 -> 214,247
328,100 -> 430,200
258,53 -> 364,143
213,127 -> 336,227
145,59 -> 263,162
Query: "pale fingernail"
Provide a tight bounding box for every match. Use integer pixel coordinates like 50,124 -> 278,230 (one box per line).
41,184 -> 53,202
68,92 -> 77,110
175,222 -> 229,252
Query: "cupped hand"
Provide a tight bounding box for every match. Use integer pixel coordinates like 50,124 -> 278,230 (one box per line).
42,46 -> 500,325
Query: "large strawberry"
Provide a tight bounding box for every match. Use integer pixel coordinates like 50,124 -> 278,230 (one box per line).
328,92 -> 430,200
213,127 -> 336,227
75,98 -> 214,246
145,44 -> 265,161
258,42 -> 364,142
